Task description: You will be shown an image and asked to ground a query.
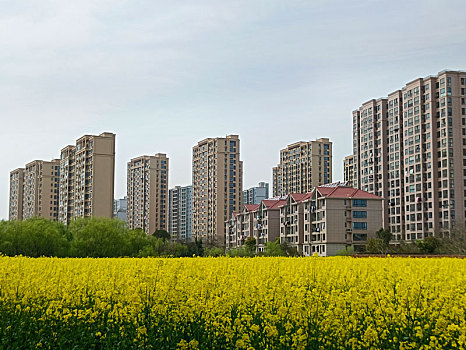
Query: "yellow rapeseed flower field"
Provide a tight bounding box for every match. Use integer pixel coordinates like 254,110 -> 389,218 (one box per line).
0,256 -> 465,349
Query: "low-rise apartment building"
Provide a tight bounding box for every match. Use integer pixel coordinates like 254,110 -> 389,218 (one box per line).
302,185 -> 383,256
254,198 -> 286,252
225,204 -> 258,249
279,193 -> 311,254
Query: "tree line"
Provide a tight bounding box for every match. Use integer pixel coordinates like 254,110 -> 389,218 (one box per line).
0,217 -> 296,258
363,228 -> 466,255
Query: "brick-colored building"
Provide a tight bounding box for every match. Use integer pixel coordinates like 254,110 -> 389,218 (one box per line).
353,70 -> 466,240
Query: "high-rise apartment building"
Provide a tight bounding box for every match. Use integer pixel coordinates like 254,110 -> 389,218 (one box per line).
273,138 -> 332,197
127,153 -> 169,234
113,197 -> 128,222
9,168 -> 25,221
22,160 -> 60,220
168,185 -> 193,242
243,182 -> 269,205
192,135 -> 243,245
353,70 -> 466,240
343,155 -> 354,187
58,132 -> 115,223
58,145 -> 76,224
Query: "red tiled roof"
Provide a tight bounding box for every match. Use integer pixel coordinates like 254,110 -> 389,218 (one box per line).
244,204 -> 260,212
262,199 -> 287,209
316,186 -> 381,199
289,193 -> 308,202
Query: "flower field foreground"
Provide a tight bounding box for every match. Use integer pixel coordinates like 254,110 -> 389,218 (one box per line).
0,257 -> 465,349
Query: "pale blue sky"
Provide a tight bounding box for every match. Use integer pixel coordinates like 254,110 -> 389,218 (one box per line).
1,0 -> 466,219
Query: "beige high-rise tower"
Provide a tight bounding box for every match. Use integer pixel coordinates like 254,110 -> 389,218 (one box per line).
127,153 -> 169,234
273,138 -> 332,197
353,70 -> 466,240
58,132 -> 115,223
22,160 -> 60,220
343,155 -> 354,187
58,145 -> 76,224
192,135 -> 243,245
9,168 -> 25,221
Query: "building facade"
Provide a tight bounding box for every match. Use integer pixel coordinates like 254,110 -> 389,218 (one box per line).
279,193 -> 310,254
343,155 -> 354,187
254,198 -> 286,252
168,185 -> 193,242
9,168 -> 25,221
58,132 -> 115,223
22,160 -> 60,220
192,135 -> 243,245
353,70 -> 466,240
273,138 -> 332,197
301,186 -> 383,256
58,145 -> 76,224
113,197 -> 127,222
243,182 -> 269,205
127,153 -> 169,234
225,204 -> 258,249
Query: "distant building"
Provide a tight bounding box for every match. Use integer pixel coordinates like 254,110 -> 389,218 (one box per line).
58,132 -> 116,224
127,153 -> 169,234
343,155 -> 354,187
113,197 -> 127,222
9,168 -> 25,221
192,135 -> 243,245
243,182 -> 269,205
273,138 -> 332,197
22,159 -> 60,220
8,132 -> 115,223
168,185 -> 193,242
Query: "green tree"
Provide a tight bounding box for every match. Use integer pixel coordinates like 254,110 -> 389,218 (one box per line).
367,228 -> 392,254
244,236 -> 256,255
376,228 -> 392,246
264,239 -> 286,256
280,241 -> 300,256
153,229 -> 170,241
203,247 -> 224,257
69,217 -> 129,257
366,237 -> 386,254
126,228 -> 150,257
417,236 -> 441,254
0,218 -> 69,257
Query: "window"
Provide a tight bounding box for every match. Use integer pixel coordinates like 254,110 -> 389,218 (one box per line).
353,233 -> 368,241
353,222 -> 367,230
353,211 -> 367,218
352,199 -> 367,207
